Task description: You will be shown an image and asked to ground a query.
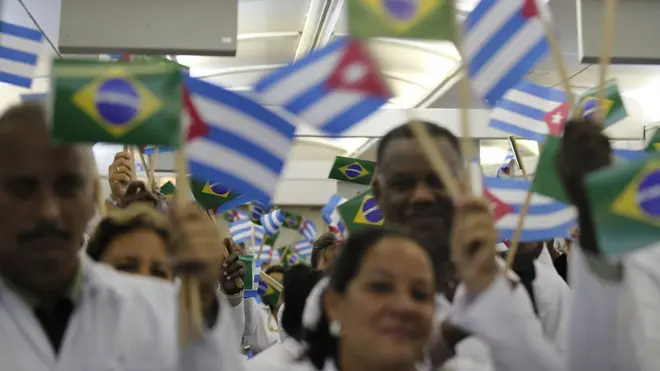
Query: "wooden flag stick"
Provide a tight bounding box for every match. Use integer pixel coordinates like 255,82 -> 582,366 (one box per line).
277,245 -> 290,266
174,147 -> 203,345
148,147 -> 159,191
595,0 -> 619,125
260,272 -> 284,292
507,136 -> 529,179
136,147 -> 149,183
451,0 -> 476,187
505,2 -> 575,271
256,236 -> 267,261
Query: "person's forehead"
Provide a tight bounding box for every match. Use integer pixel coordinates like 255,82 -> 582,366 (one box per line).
0,122 -> 92,173
380,137 -> 460,172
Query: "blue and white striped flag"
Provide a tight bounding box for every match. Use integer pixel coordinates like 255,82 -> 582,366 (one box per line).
298,218 -> 317,242
229,220 -> 265,247
484,177 -> 576,241
489,80 -> 569,142
261,209 -> 285,236
464,0 -> 549,105
186,76 -> 296,204
322,194 -> 347,240
0,20 -> 43,88
293,239 -> 313,261
255,245 -> 280,266
253,37 -> 387,134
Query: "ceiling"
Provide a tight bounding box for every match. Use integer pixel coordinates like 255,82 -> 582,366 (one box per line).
6,0 -> 660,171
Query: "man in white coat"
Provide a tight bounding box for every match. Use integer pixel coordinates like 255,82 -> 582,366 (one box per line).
372,121 -> 567,371
0,102 -> 245,371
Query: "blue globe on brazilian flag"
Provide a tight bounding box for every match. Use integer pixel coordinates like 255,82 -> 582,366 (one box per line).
50,60 -> 182,147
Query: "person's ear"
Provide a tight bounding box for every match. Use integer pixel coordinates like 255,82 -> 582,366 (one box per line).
372,173 -> 382,203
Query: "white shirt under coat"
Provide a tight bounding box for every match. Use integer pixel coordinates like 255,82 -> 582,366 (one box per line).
0,254 -> 246,371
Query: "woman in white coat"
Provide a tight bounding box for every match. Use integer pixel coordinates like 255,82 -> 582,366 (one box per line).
276,226 -> 436,371
248,264 -> 324,370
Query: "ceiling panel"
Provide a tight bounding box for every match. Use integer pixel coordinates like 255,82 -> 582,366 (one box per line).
237,0 -> 311,33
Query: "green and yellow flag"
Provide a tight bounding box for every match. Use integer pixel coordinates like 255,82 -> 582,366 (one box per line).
190,177 -> 242,210
337,188 -> 384,232
328,156 -> 376,185
646,129 -> 660,153
281,210 -> 303,230
278,245 -> 307,268
347,0 -> 454,40
160,181 -> 176,200
258,277 -> 281,308
586,155 -> 660,257
51,60 -> 182,146
577,80 -> 627,128
530,136 -> 570,203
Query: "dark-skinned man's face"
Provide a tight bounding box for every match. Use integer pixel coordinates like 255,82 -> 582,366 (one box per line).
0,115 -> 96,295
373,136 -> 463,267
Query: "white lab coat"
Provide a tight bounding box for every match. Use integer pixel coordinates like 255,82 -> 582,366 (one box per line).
243,298 -> 280,354
247,337 -> 303,371
0,255 -> 245,371
566,245 -> 660,371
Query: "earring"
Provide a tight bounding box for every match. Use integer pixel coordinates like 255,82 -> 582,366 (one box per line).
329,320 -> 342,337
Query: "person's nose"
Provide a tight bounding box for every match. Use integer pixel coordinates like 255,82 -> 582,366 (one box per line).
410,181 -> 435,203
37,192 -> 62,222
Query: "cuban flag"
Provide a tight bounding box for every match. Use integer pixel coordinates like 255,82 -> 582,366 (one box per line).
489,80 -> 570,142
322,194 -> 347,240
0,20 -> 44,88
185,76 -> 296,204
253,37 -> 390,134
298,218 -> 318,242
255,245 -> 280,266
484,177 -> 576,241
293,239 -> 313,261
229,220 -> 265,247
464,0 -> 550,105
260,209 -> 285,236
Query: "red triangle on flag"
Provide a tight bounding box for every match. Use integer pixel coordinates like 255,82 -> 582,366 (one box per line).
325,39 -> 391,99
119,54 -> 131,61
521,0 -> 540,18
543,101 -> 570,137
484,189 -> 514,222
184,87 -> 209,141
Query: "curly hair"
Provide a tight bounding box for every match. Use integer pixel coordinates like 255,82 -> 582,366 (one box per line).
86,203 -> 173,261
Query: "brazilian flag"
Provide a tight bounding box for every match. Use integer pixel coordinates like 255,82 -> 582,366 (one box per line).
277,245 -> 307,268
347,0 -> 454,40
337,188 -> 384,233
586,155 -> 660,257
51,59 -> 182,146
258,277 -> 281,308
160,181 -> 176,200
577,80 -> 627,128
281,210 -> 303,230
328,156 -> 376,185
189,177 -> 243,211
646,129 -> 660,153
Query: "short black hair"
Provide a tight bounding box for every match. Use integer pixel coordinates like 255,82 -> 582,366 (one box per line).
376,120 -> 461,163
304,226 -> 431,370
311,232 -> 338,269
281,265 -> 324,341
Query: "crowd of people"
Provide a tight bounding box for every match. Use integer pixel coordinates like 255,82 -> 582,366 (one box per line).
0,101 -> 656,371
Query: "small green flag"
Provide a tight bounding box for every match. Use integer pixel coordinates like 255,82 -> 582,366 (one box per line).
646,129 -> 660,153
281,210 -> 303,230
577,80 -> 627,127
586,155 -> 660,257
278,245 -> 307,268
264,232 -> 280,246
530,136 -> 570,203
189,177 -> 242,210
337,188 -> 384,233
160,181 -> 176,200
51,60 -> 182,146
328,156 -> 376,185
239,255 -> 257,291
347,0 -> 455,40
